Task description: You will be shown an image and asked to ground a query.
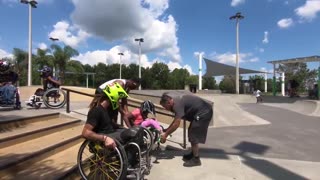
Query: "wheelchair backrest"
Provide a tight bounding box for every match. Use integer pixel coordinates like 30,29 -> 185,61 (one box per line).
120,126 -> 144,146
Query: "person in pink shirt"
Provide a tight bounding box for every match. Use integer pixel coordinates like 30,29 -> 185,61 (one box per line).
124,100 -> 162,133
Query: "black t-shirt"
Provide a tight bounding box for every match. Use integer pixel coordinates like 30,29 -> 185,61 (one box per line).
86,105 -> 117,134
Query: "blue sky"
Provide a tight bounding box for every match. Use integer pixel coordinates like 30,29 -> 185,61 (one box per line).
0,0 -> 320,80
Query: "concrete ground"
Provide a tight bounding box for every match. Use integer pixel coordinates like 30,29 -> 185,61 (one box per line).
1,87 -> 320,180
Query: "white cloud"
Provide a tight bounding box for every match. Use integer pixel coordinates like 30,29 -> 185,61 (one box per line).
74,45 -> 152,68
262,31 -> 269,44
260,67 -> 273,73
277,18 -> 293,29
70,0 -> 181,62
231,0 -> 245,7
167,61 -> 194,74
38,43 -> 47,50
48,21 -> 90,48
142,0 -> 169,18
0,49 -> 13,59
295,0 -> 320,21
208,52 -> 259,65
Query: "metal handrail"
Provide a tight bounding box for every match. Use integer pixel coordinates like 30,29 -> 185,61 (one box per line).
61,87 -> 187,149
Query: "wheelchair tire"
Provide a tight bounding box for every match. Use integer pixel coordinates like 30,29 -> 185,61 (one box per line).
42,88 -> 66,109
77,139 -> 128,180
143,128 -> 154,152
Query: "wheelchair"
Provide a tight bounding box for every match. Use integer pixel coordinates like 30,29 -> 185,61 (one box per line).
0,85 -> 21,110
77,126 -> 156,180
25,86 -> 66,109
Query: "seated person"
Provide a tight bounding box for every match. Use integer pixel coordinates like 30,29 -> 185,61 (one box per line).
0,60 -> 19,105
34,65 -> 61,96
124,100 -> 163,133
82,82 -> 129,149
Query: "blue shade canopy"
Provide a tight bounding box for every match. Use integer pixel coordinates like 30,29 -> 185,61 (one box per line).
203,58 -> 265,77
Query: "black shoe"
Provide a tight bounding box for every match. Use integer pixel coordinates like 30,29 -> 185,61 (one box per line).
182,152 -> 193,161
183,156 -> 201,167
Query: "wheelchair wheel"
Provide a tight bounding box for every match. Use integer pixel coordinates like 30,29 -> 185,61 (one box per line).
77,139 -> 128,180
42,88 -> 66,109
143,128 -> 154,152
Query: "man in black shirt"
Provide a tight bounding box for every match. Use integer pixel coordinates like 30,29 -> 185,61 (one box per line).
160,92 -> 213,167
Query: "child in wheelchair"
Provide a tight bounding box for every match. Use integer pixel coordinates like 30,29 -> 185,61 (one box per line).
26,65 -> 61,108
124,100 -> 163,133
0,59 -> 21,108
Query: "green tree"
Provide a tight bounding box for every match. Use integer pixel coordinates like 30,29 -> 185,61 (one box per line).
93,63 -> 108,86
186,75 -> 198,85
219,75 -> 235,93
64,60 -> 85,86
278,62 -> 317,92
150,62 -> 170,89
12,48 -> 28,86
168,68 -> 190,89
33,48 -> 55,85
50,44 -> 79,82
249,75 -> 265,91
203,76 -> 217,89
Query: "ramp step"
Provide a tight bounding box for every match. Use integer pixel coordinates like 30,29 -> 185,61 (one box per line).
0,125 -> 83,172
0,112 -> 60,132
0,117 -> 82,148
0,140 -> 84,180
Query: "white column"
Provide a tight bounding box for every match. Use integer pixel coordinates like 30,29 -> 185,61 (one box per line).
138,42 -> 141,90
281,72 -> 285,96
86,74 -> 89,88
235,19 -> 240,94
27,4 -> 32,86
198,53 -> 202,90
264,73 -> 267,92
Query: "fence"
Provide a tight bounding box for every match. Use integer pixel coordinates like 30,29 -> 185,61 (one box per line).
61,87 -> 187,149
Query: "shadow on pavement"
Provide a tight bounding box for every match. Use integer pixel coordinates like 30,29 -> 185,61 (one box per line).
261,95 -> 309,104
156,141 -> 308,180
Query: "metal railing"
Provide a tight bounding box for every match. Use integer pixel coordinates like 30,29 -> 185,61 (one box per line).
61,87 -> 187,149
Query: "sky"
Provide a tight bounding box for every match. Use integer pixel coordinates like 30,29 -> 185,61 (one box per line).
0,0 -> 320,81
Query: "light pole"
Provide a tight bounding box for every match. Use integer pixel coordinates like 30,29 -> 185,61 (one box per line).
230,12 -> 244,94
118,52 -> 124,79
49,37 -> 59,77
134,38 -> 144,90
21,0 -> 37,86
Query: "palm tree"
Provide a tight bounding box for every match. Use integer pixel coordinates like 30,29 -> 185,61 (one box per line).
50,44 -> 79,82
12,48 -> 28,86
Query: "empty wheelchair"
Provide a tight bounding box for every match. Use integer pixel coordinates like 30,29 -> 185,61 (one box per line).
77,126 -> 156,180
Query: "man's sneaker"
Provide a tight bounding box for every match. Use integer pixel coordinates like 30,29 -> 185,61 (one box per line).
182,152 -> 193,161
183,156 -> 201,167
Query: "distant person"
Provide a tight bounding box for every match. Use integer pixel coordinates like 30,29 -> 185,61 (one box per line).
254,89 -> 262,103
159,92 -> 213,167
95,78 -> 141,123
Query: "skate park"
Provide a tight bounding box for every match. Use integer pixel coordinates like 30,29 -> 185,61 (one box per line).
1,85 -> 320,180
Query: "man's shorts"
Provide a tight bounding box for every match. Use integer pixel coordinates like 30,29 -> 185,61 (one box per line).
188,109 -> 213,144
